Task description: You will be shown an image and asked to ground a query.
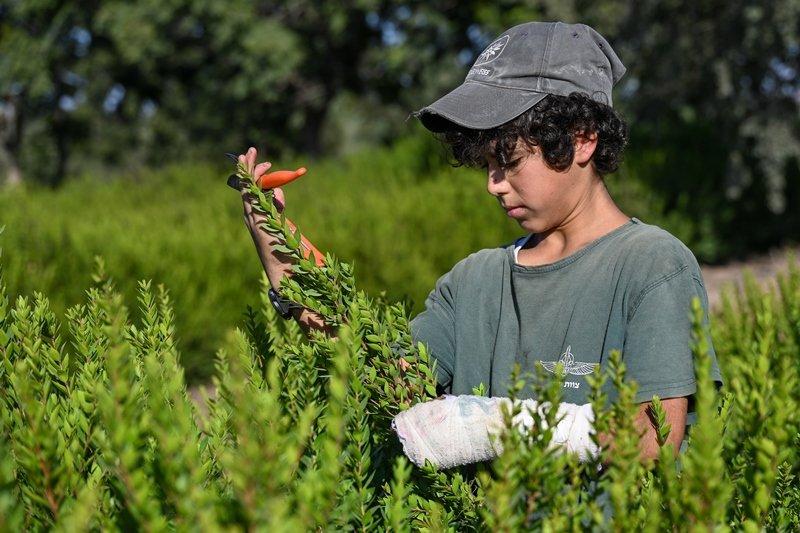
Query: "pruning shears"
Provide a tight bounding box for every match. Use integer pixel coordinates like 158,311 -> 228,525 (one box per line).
226,152 -> 325,267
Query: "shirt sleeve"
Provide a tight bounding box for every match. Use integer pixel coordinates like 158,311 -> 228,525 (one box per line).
409,271 -> 458,390
623,265 -> 719,403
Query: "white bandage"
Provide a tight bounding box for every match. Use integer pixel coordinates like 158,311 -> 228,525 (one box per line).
391,395 -> 599,469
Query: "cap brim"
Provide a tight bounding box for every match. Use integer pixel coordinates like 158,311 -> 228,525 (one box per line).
414,81 -> 549,132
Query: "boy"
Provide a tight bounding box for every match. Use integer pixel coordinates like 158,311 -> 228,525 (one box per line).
239,21 -> 722,465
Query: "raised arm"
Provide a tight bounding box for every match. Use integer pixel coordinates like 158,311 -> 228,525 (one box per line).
237,146 -> 331,335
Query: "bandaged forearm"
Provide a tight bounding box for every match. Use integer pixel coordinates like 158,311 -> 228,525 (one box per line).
391,395 -> 599,469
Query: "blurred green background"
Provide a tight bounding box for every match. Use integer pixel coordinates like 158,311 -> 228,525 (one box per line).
1,0 -> 798,381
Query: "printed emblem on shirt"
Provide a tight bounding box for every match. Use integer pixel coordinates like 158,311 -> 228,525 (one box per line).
540,345 -> 598,390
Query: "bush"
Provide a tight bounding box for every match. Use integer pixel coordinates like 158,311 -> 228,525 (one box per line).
1,180 -> 799,530
2,130 -> 778,382
0,134 -> 526,382
0,163 -> 263,383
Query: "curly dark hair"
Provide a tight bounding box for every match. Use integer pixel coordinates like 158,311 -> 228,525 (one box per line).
439,93 -> 628,176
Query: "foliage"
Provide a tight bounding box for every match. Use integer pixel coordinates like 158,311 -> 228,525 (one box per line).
0,131 -> 789,381
2,121 -> 796,383
0,0 -> 474,184
0,134 -> 522,382
3,0 -> 800,259
0,161 -> 263,382
2,183 -> 800,530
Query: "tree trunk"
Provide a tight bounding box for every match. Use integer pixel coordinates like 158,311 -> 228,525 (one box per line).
52,108 -> 68,187
301,103 -> 328,157
5,162 -> 22,186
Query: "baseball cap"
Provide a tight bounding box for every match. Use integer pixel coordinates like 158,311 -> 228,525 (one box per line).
414,22 -> 626,132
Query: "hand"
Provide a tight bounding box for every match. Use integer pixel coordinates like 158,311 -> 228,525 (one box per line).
238,146 -> 293,290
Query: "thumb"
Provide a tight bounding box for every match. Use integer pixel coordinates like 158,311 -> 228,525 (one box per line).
272,187 -> 286,212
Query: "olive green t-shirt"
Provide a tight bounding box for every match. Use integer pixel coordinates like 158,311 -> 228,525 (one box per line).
410,218 -> 722,406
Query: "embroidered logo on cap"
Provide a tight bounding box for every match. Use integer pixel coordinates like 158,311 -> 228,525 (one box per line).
474,35 -> 509,66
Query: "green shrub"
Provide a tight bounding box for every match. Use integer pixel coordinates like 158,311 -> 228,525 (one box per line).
0,133 -> 523,382
0,131 -> 751,381
0,163 -> 263,383
1,181 -> 799,530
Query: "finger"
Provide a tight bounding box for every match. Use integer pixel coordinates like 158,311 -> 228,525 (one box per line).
239,147 -> 255,175
247,147 -> 258,174
254,161 -> 272,179
272,187 -> 286,211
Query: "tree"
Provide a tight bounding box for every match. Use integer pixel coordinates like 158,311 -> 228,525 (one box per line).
0,0 -> 96,185
610,0 -> 800,256
0,0 -> 481,184
1,0 -> 798,257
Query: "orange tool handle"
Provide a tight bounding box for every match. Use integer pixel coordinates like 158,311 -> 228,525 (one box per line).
226,156 -> 325,266
258,167 -> 307,189
284,217 -> 326,267
259,166 -> 324,267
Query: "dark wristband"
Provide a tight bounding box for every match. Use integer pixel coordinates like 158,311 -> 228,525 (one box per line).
268,288 -> 298,320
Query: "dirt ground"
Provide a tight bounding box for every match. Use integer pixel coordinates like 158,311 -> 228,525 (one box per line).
700,245 -> 798,310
